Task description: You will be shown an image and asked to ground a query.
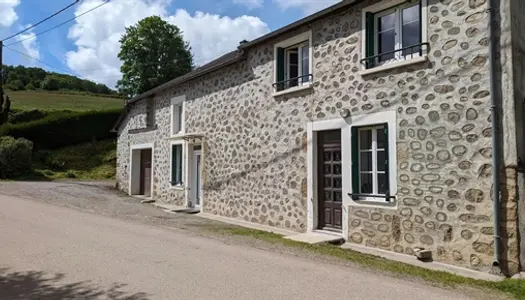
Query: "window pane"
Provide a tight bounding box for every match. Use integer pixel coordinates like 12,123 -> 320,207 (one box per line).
176,105 -> 182,132
377,127 -> 386,149
289,63 -> 299,78
403,5 -> 420,24
377,151 -> 386,172
402,21 -> 421,55
359,130 -> 372,149
175,145 -> 183,183
378,173 -> 387,194
360,173 -> 373,194
301,46 -> 310,82
289,51 -> 298,64
360,152 -> 372,171
378,30 -> 396,61
378,13 -> 395,31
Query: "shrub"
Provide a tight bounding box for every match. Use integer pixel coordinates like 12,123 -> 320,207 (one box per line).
0,109 -> 121,149
25,83 -> 36,90
8,109 -> 48,124
0,136 -> 33,179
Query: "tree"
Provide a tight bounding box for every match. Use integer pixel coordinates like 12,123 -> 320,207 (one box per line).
116,16 -> 194,97
40,75 -> 60,91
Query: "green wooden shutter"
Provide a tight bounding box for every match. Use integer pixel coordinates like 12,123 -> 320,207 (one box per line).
176,146 -> 183,184
383,123 -> 390,200
171,144 -> 177,184
365,12 -> 375,68
351,126 -> 360,200
276,47 -> 285,91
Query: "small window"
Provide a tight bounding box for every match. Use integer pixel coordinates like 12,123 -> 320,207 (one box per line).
351,124 -> 390,201
362,1 -> 425,69
171,144 -> 183,186
172,104 -> 183,135
274,32 -> 312,92
146,97 -> 155,127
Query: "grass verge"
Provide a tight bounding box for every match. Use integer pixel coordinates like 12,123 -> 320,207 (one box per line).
32,139 -> 116,180
202,226 -> 525,299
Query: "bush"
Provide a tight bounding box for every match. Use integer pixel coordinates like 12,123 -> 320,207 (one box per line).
25,83 -> 36,90
0,109 -> 121,149
0,136 -> 33,179
8,109 -> 48,124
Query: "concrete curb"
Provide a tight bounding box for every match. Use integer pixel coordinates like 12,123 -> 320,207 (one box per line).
196,212 -> 297,236
341,243 -> 504,282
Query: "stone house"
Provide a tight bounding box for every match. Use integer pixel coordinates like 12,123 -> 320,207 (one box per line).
112,0 -> 525,276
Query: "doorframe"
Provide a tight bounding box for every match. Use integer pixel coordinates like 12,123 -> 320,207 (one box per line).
129,143 -> 155,198
307,119 -> 350,237
186,143 -> 204,209
190,148 -> 203,208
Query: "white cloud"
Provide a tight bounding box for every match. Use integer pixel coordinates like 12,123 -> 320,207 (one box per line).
17,31 -> 40,60
66,0 -> 270,88
232,0 -> 264,9
0,0 -> 20,27
273,0 -> 340,15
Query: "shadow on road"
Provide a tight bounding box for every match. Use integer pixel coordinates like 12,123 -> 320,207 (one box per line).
0,267 -> 149,300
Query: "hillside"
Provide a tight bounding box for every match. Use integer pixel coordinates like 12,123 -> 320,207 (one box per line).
7,90 -> 124,111
2,64 -> 118,96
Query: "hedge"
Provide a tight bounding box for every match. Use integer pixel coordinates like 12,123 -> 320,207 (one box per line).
8,108 -> 50,124
0,109 -> 121,149
0,136 -> 33,179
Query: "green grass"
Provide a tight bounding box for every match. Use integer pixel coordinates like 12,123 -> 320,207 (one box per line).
7,90 -> 124,111
32,139 -> 116,180
202,226 -> 525,299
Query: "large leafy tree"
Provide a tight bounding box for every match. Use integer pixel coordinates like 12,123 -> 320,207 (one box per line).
116,16 -> 194,97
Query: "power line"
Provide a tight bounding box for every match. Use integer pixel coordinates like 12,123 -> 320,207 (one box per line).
6,0 -> 111,47
2,1 -> 81,42
3,45 -> 119,84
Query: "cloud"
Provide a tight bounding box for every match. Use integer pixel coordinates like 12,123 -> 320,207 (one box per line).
66,0 -> 270,88
17,31 -> 40,61
273,0 -> 340,15
232,0 -> 264,9
0,0 -> 20,27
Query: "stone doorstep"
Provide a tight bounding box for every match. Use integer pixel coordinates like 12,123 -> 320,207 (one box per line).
284,231 -> 345,244
341,243 -> 504,282
152,203 -> 188,212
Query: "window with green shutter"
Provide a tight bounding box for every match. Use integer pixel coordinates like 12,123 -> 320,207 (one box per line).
273,32 -> 312,92
350,124 -> 389,201
362,1 -> 424,69
171,144 -> 183,185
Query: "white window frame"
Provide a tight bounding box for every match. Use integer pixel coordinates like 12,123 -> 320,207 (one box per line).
284,42 -> 310,86
170,95 -> 186,137
273,30 -> 313,96
169,140 -> 185,189
356,125 -> 387,199
347,110 -> 397,205
360,0 -> 428,75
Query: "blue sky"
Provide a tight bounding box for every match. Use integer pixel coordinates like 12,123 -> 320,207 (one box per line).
1,0 -> 338,88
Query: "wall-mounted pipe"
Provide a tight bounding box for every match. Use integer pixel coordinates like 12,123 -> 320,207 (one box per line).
488,0 -> 502,272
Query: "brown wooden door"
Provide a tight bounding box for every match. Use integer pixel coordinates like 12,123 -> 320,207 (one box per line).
140,149 -> 152,197
318,130 -> 342,231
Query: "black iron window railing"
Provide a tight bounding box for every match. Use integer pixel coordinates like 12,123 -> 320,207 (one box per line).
272,74 -> 313,92
360,42 -> 430,69
347,193 -> 396,202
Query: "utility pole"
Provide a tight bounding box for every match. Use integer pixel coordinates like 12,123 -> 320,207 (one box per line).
0,40 -> 4,102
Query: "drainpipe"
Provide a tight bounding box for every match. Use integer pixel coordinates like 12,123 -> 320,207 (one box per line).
487,0 -> 502,272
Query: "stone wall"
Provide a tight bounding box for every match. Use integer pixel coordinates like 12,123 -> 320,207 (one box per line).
115,0 -> 521,273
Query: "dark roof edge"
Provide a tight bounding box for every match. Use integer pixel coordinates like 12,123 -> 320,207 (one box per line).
237,0 -> 363,50
126,50 -> 245,105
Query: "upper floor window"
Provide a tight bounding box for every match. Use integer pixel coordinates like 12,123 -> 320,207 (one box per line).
273,31 -> 312,93
170,95 -> 185,136
146,97 -> 155,127
361,0 -> 428,70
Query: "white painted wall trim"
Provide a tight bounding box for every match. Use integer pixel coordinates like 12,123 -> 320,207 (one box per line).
128,143 -> 155,198
307,118 -> 349,237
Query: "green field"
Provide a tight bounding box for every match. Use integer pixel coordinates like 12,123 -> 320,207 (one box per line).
6,90 -> 124,111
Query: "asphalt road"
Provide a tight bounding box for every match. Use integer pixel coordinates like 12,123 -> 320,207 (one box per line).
0,194 -> 474,299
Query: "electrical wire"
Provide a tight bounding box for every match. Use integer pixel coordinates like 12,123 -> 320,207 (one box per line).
5,0 -> 111,47
2,1 -> 81,42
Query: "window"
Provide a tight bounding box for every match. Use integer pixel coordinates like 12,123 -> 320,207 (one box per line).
274,31 -> 312,92
146,97 -> 155,127
171,144 -> 183,186
170,95 -> 185,136
351,124 -> 390,200
362,0 -> 426,69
